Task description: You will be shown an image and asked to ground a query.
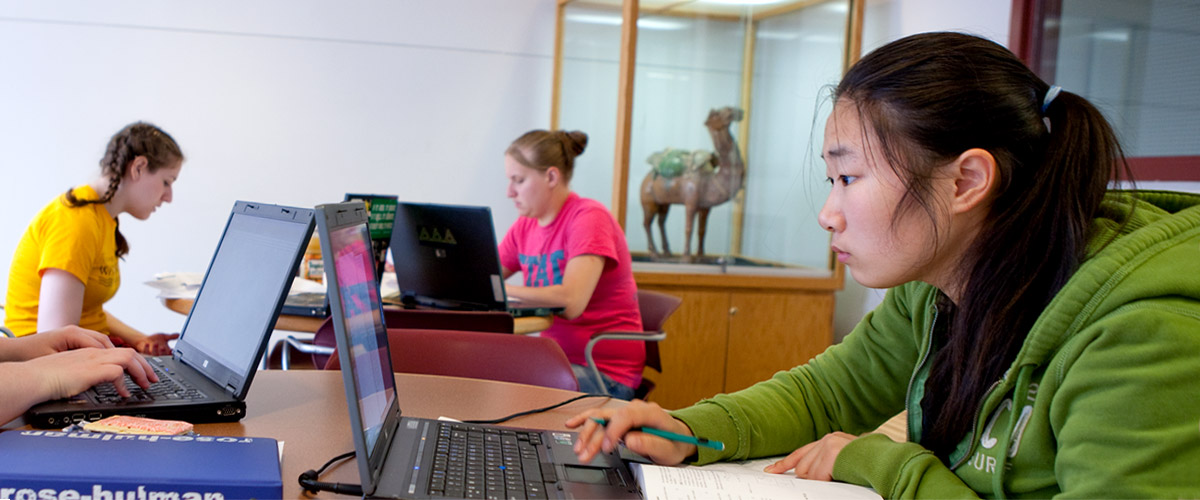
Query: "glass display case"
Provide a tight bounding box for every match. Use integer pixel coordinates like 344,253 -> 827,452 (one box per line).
553,0 -> 863,409
554,0 -> 858,277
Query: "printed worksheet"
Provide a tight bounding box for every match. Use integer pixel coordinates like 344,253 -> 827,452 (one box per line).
633,458 -> 882,500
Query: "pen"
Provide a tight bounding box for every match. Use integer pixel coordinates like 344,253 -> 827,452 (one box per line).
591,417 -> 725,451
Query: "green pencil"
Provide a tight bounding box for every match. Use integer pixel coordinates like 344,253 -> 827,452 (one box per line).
591,417 -> 725,451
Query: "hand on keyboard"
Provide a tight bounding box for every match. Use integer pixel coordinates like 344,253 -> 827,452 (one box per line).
23,347 -> 158,401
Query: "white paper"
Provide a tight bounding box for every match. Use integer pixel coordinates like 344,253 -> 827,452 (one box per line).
632,458 -> 882,500
287,277 -> 327,294
380,271 -> 399,298
144,272 -> 204,299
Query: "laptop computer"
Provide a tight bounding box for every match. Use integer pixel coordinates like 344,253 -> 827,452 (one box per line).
388,202 -> 562,318
25,201 -> 315,428
316,201 -> 639,499
280,291 -> 329,317
280,193 -> 396,318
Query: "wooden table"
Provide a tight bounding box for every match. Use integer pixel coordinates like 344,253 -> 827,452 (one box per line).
8,371 -> 623,498
164,298 -> 324,332
163,298 -> 552,334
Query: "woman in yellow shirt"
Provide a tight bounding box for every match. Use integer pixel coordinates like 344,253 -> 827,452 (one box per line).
5,122 -> 184,355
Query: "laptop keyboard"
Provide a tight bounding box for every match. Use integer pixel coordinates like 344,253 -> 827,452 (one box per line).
93,359 -> 207,404
428,422 -> 555,499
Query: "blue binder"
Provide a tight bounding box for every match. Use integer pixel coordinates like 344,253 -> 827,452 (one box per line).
0,430 -> 282,498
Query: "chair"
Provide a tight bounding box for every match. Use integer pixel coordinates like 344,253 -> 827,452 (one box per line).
273,308 -> 514,370
583,289 -> 682,399
325,328 -> 579,391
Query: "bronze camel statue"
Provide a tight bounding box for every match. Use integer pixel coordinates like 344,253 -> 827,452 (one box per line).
640,106 -> 745,261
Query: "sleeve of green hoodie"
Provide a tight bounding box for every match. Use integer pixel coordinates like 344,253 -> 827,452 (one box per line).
670,283 -> 982,498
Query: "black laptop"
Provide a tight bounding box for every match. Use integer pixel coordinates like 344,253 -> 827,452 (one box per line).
25,201 -> 314,428
388,202 -> 562,318
316,201 -> 639,499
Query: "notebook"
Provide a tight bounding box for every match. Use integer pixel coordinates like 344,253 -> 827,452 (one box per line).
316,201 -> 640,499
388,202 -> 562,318
25,201 -> 315,428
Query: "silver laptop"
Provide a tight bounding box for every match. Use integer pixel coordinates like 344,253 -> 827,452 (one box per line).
25,201 -> 314,428
317,201 -> 639,499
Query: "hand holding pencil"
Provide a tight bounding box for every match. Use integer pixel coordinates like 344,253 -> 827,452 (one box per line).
565,400 -> 722,465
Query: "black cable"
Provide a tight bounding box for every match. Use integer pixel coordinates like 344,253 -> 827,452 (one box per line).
298,449 -> 362,496
462,393 -> 609,425
297,394 -> 606,495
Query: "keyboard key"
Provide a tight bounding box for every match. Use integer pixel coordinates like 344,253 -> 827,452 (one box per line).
428,422 -> 555,498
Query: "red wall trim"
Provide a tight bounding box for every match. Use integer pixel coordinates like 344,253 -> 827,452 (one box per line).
1009,0 -> 1035,62
1129,156 -> 1200,182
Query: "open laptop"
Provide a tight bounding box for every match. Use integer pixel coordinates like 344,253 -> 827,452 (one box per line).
25,201 -> 314,428
281,193 -> 396,318
317,201 -> 639,499
388,202 -> 562,318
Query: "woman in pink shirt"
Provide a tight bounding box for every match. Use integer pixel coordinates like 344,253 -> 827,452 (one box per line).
498,130 -> 644,400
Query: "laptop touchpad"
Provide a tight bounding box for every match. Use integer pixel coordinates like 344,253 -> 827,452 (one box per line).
563,465 -> 616,485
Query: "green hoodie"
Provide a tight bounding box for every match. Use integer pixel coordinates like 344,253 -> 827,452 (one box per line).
671,190 -> 1200,498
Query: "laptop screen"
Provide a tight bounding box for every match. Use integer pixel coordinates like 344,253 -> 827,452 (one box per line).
181,206 -> 312,378
389,202 -> 506,310
327,214 -> 396,456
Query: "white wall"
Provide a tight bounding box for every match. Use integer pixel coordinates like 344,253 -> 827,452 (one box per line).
5,1 -> 1189,344
1,1 -> 557,335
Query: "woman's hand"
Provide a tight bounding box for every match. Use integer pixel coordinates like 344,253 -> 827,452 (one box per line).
763,431 -> 857,481
27,347 -> 158,400
133,333 -> 179,356
566,400 -> 697,465
0,325 -> 114,362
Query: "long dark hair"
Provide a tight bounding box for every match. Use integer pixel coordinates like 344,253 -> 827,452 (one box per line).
65,122 -> 184,259
834,32 -> 1132,459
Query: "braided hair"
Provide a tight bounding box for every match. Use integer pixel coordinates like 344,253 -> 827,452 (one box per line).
65,122 -> 184,258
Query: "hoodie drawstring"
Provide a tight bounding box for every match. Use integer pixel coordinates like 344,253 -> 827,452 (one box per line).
992,365 -> 1035,499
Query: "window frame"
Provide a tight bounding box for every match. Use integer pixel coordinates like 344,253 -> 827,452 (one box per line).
1009,0 -> 1199,181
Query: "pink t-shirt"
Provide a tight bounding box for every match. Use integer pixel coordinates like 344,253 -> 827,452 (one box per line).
499,193 -> 644,388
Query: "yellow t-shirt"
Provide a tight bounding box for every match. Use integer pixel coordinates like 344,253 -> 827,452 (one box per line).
5,186 -> 120,336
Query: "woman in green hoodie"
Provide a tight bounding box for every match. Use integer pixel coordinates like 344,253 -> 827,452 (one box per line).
569,32 -> 1200,498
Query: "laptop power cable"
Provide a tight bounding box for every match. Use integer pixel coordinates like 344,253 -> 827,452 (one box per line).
462,393 -> 610,425
298,394 -> 609,495
298,449 -> 363,496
